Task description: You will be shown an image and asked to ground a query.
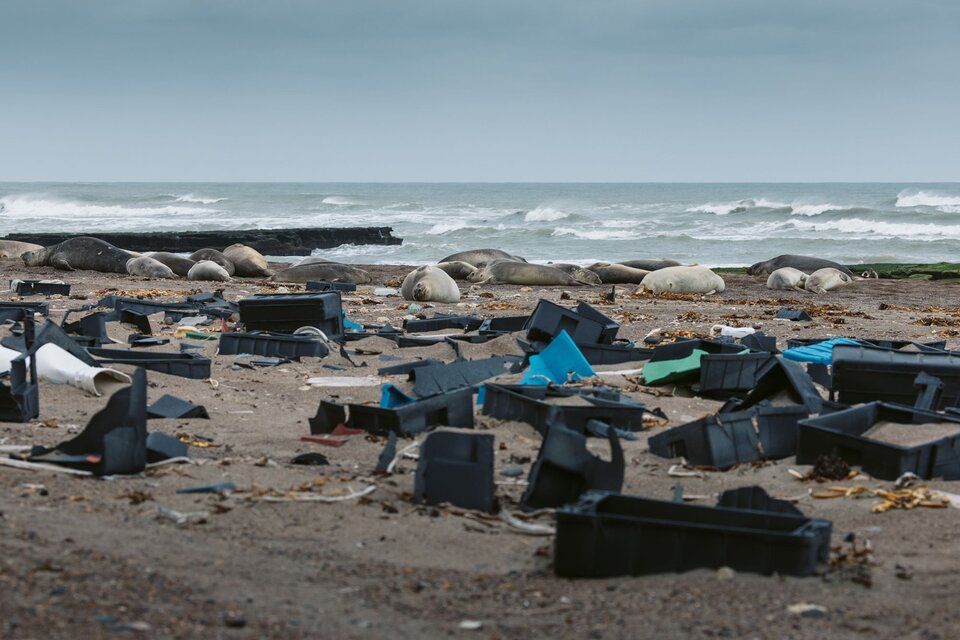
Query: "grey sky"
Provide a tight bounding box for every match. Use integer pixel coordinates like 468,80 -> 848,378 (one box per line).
1,1 -> 958,181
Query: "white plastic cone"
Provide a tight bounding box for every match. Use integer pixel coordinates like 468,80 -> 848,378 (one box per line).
34,343 -> 132,397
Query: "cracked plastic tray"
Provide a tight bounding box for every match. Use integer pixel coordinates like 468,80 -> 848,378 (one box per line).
554,490 -> 832,578
87,347 -> 211,379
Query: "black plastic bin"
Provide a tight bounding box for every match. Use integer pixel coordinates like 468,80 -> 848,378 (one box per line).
797,401 -> 960,480
218,332 -> 329,359
524,300 -> 618,345
415,431 -> 495,512
832,344 -> 960,409
554,491 -> 832,578
239,293 -> 343,336
698,352 -> 777,398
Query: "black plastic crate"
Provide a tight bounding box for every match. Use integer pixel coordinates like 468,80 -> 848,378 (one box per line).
478,315 -> 529,336
11,280 -> 71,296
333,387 -> 475,436
698,352 -> 777,398
797,401 -> 960,480
218,332 -> 329,359
648,338 -> 745,363
403,314 -> 483,333
832,344 -> 960,409
239,292 -> 343,336
87,348 -> 211,379
415,431 -> 495,512
523,300 -> 618,345
481,383 -> 653,436
554,491 -> 832,578
565,342 -> 653,366
0,317 -> 39,422
0,301 -> 49,321
648,403 -> 809,468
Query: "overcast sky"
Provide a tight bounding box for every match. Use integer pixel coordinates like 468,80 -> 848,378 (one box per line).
1,1 -> 958,182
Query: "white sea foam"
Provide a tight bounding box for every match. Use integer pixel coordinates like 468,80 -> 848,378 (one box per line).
789,218 -> 960,239
895,190 -> 960,209
322,196 -> 360,205
525,206 -> 569,222
172,193 -> 227,204
0,195 -> 216,218
551,227 -> 638,240
685,198 -> 789,215
790,203 -> 844,216
426,221 -> 473,235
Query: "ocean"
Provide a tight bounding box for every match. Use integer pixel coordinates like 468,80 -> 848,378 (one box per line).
2,183 -> 959,266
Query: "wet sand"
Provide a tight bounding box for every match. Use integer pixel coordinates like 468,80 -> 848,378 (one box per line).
2,258 -> 960,638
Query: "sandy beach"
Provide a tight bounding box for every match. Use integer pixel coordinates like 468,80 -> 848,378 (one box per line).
0,256 -> 959,639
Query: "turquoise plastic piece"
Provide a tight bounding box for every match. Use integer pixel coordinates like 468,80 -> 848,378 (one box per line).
782,338 -> 859,365
520,330 -> 595,386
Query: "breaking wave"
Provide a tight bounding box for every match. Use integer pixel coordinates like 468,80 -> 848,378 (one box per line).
322,196 -> 361,205
895,190 -> 960,210
686,198 -> 848,216
789,218 -> 960,239
0,195 -> 216,218
171,193 -> 227,204
551,226 -> 639,240
525,205 -> 569,221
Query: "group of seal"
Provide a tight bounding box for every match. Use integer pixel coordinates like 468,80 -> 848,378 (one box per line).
18,237 -> 274,282
752,255 -> 855,294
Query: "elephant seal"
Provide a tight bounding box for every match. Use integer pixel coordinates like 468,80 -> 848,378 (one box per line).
0,240 -> 43,259
144,252 -> 196,278
747,254 -> 854,277
188,248 -> 235,276
293,256 -> 332,267
21,237 -> 133,274
188,260 -> 232,282
766,267 -> 808,291
804,268 -> 853,294
400,265 -> 461,303
434,261 -> 479,281
269,262 -> 372,284
468,260 -> 588,286
438,248 -> 525,268
550,263 -> 603,285
587,262 -> 650,284
617,258 -> 683,271
223,243 -> 272,277
126,256 -> 177,279
637,266 -> 726,294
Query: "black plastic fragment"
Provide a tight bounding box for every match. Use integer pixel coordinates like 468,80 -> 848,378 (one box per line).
291,452 -> 330,465
738,357 -> 825,413
717,486 -> 804,516
554,490 -> 832,577
0,301 -> 49,322
411,356 -> 514,396
740,331 -> 779,353
311,387 -> 475,437
177,480 -> 237,494
306,280 -> 357,292
648,338 -> 746,363
478,315 -> 529,336
415,431 -> 495,512
147,394 -> 209,420
28,368 -> 147,476
145,432 -> 188,463
521,425 -> 623,511
218,331 -> 329,359
88,347 -> 211,379
128,335 -> 170,347
914,372 -> 944,411
12,280 -> 71,296
403,314 -> 483,333
0,315 -> 39,423
375,431 -> 398,473
776,308 -> 812,321
377,358 -> 444,376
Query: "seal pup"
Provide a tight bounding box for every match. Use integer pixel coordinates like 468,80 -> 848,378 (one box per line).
144,252 -> 196,278
438,249 -> 526,268
549,263 -> 603,285
617,258 -> 683,271
434,261 -> 479,281
400,265 -> 461,303
126,256 -> 177,279
0,240 -> 43,259
188,260 -> 232,282
637,266 -> 726,294
804,268 -> 853,294
21,237 -> 133,274
587,262 -> 650,284
223,243 -> 272,277
189,248 -> 235,276
269,262 -> 372,284
468,260 -> 588,286
766,267 -> 808,291
747,254 -> 854,277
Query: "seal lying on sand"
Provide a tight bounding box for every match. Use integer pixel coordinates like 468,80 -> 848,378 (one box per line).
144,252 -> 196,278
468,260 -> 589,286
804,268 -> 853,294
401,265 -> 461,303
766,267 -> 808,291
189,248 -> 235,276
0,240 -> 43,259
188,260 -> 232,282
223,243 -> 272,277
550,264 -> 603,285
126,256 -> 177,279
587,262 -> 650,284
748,254 -> 854,277
269,262 -> 372,284
438,249 -> 525,268
617,258 -> 683,271
434,261 -> 479,281
292,256 -> 332,267
637,266 -> 726,294
22,237 -> 133,274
